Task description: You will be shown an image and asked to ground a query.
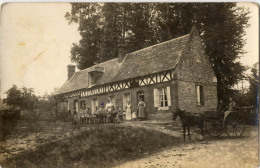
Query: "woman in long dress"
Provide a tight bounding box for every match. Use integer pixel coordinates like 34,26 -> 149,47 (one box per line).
126,101 -> 132,121
137,98 -> 146,120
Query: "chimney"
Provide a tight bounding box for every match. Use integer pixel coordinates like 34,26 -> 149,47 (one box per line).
117,44 -> 126,63
67,64 -> 75,80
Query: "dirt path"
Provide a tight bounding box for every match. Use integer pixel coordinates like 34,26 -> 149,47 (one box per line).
115,124 -> 259,168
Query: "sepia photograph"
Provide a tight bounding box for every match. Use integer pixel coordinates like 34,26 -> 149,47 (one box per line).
0,2 -> 259,168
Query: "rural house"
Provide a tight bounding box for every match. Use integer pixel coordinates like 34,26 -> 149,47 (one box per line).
55,27 -> 218,120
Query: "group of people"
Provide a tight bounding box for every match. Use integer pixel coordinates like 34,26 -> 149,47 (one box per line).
217,97 -> 237,116
125,98 -> 146,121
71,98 -> 147,124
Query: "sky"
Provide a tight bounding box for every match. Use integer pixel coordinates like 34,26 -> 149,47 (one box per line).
0,2 -> 259,98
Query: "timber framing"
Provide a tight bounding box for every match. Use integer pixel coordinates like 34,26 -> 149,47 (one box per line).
60,69 -> 174,99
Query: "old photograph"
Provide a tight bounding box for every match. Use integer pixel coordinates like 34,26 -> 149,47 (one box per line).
0,2 -> 259,168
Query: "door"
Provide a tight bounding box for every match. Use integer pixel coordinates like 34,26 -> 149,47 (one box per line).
137,91 -> 144,103
74,100 -> 79,113
91,99 -> 98,114
123,93 -> 131,111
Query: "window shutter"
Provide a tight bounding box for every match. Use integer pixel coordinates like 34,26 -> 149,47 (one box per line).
200,86 -> 204,105
196,85 -> 201,105
154,88 -> 159,107
123,95 -> 126,111
166,86 -> 171,106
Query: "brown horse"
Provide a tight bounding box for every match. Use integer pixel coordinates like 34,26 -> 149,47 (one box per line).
173,108 -> 204,141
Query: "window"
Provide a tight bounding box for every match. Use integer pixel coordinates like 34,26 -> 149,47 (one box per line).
213,76 -> 217,83
154,86 -> 171,110
196,85 -> 204,106
89,73 -> 94,85
159,88 -> 168,107
80,101 -> 86,109
130,78 -> 139,88
123,93 -> 131,111
137,91 -> 144,102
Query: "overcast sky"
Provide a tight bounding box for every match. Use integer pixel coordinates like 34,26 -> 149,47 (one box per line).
0,2 -> 258,98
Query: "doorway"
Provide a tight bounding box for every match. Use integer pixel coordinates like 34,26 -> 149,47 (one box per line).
74,100 -> 79,113
91,98 -> 98,114
137,91 -> 144,103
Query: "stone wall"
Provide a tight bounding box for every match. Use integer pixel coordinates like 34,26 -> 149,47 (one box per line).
176,32 -> 218,113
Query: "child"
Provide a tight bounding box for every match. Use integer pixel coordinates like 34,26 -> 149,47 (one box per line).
132,111 -> 137,121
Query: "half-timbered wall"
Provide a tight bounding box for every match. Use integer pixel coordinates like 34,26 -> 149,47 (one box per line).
63,78 -> 178,120
62,69 -> 173,100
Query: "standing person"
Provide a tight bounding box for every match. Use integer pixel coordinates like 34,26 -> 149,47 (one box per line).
86,107 -> 92,124
126,100 -> 132,121
98,103 -> 106,123
137,98 -> 146,121
105,99 -> 114,122
79,107 -> 84,124
72,107 -> 78,125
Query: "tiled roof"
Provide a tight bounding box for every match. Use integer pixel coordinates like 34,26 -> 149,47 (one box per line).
57,58 -> 120,94
114,34 -> 189,81
57,33 -> 190,94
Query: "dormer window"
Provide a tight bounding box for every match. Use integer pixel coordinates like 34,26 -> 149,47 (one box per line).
89,73 -> 95,85
88,67 -> 104,85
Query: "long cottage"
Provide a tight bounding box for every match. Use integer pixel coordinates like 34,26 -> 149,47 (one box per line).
55,27 -> 218,120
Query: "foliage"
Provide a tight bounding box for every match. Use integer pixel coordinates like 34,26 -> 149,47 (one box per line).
3,85 -> 22,109
4,85 -> 38,110
65,3 -> 250,100
36,93 -> 57,120
4,86 -> 59,120
247,62 -> 259,107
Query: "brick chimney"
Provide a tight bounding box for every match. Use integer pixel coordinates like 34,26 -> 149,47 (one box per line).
117,44 -> 126,63
67,64 -> 75,80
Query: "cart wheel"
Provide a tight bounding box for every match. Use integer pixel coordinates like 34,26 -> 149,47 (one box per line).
224,112 -> 245,137
205,120 -> 223,137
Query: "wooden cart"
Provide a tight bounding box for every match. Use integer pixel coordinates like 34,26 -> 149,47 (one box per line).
203,107 -> 245,137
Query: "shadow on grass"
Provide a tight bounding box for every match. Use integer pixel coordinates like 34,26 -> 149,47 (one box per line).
2,124 -> 182,168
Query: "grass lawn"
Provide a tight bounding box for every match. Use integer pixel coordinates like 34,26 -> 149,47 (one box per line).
2,123 -> 181,168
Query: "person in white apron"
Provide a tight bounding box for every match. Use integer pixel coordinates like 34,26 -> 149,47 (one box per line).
126,101 -> 132,121
105,99 -> 114,122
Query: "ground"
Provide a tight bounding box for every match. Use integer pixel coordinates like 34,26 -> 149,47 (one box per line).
0,119 -> 258,168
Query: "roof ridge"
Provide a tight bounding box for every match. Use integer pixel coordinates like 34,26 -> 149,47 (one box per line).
79,58 -> 118,73
128,33 -> 190,56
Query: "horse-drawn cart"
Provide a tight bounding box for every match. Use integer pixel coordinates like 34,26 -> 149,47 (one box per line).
204,107 -> 245,138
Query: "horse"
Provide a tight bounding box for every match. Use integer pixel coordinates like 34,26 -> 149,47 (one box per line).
173,108 -> 204,141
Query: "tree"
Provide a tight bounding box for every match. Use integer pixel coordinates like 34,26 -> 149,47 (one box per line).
65,3 -> 103,69
4,85 -> 38,110
152,3 -> 249,100
65,3 -> 250,100
65,3 -> 158,66
4,85 -> 22,109
247,62 -> 259,107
